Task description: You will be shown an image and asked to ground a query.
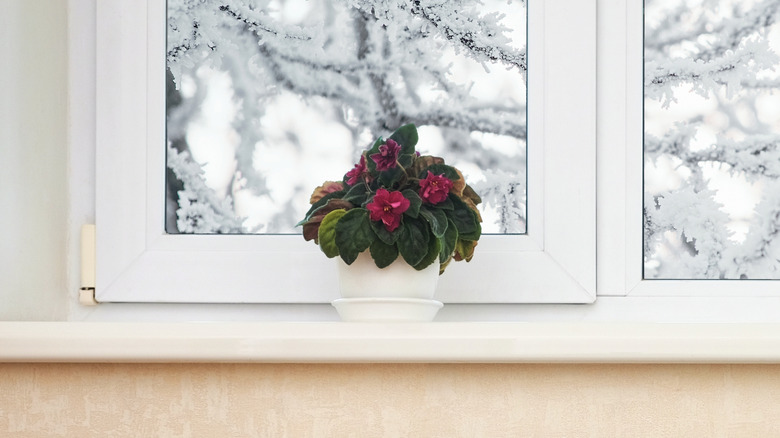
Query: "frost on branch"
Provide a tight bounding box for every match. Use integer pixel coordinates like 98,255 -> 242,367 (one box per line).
167,145 -> 245,233
166,0 -> 527,234
645,0 -> 780,279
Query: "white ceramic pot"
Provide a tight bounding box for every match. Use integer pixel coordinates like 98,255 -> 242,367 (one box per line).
332,252 -> 442,322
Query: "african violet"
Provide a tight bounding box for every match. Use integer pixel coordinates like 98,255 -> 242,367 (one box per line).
299,124 -> 482,273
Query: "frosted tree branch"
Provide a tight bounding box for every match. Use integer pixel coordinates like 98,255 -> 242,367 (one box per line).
167,0 -> 527,233
644,0 -> 780,278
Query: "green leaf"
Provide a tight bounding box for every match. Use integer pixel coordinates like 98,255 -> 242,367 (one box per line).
459,220 -> 481,241
318,209 -> 347,258
420,163 -> 460,181
398,154 -> 414,168
397,218 -> 429,267
335,208 -> 376,265
370,220 -> 401,245
378,166 -> 403,188
343,182 -> 369,205
454,238 -> 478,262
419,205 -> 448,238
300,199 -> 353,242
414,229 -> 441,271
402,189 -> 422,218
369,239 -> 399,268
436,196 -> 454,211
388,124 -> 418,155
300,189 -> 347,224
446,195 -> 480,236
439,218 -> 459,263
410,155 -> 445,178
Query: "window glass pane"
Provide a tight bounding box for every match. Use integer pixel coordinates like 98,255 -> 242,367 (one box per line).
165,0 -> 527,235
644,0 -> 780,279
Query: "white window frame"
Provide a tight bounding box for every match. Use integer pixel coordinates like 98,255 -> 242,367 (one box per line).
598,0 -> 780,298
94,0 -> 596,304
6,0 -> 780,363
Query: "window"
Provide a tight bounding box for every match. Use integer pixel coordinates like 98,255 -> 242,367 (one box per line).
598,0 -> 780,298
644,0 -> 780,281
11,0 -> 773,362
94,0 -> 596,304
165,0 -> 529,236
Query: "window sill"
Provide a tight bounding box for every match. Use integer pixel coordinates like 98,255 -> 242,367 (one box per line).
2,321 -> 780,363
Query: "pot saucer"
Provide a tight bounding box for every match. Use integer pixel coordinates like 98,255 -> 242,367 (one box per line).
331,297 -> 443,322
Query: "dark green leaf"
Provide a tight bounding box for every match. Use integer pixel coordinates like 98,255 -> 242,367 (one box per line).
397,218 -> 429,267
419,163 -> 460,181
410,155 -> 445,178
335,209 -> 376,265
371,220 -> 401,245
343,182 -> 369,205
398,154 -> 414,168
414,229 -> 441,271
369,239 -> 399,268
419,205 -> 448,238
388,124 -> 418,155
300,189 -> 347,224
439,218 -> 459,263
300,199 -> 353,242
459,221 -> 481,241
402,189 -> 422,218
446,195 -> 480,236
436,196 -> 454,211
378,166 -> 403,188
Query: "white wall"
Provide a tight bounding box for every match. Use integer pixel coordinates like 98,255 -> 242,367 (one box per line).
0,1 -> 69,320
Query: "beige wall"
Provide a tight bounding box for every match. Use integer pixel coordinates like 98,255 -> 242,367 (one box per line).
2,364 -> 780,436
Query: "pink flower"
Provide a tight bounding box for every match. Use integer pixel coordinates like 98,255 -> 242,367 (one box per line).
345,155 -> 367,186
370,139 -> 401,171
366,189 -> 410,232
418,171 -> 453,205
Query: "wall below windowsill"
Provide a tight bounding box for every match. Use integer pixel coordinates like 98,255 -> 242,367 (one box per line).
2,321 -> 780,363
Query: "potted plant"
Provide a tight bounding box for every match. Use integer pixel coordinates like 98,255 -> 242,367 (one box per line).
298,124 -> 482,321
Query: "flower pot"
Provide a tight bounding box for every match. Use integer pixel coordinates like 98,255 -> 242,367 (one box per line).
331,252 -> 442,322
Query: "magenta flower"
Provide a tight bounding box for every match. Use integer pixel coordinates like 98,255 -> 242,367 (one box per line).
370,139 -> 401,171
419,171 -> 453,205
366,189 -> 410,232
345,155 -> 367,186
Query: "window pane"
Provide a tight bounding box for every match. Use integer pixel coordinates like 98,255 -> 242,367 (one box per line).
644,0 -> 780,279
165,0 -> 527,235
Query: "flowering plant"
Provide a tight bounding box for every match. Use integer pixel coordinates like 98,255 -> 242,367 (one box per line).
299,124 -> 482,273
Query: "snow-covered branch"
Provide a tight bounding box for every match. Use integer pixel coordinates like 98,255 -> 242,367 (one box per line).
644,0 -> 780,279
166,0 -> 528,233
167,145 -> 246,233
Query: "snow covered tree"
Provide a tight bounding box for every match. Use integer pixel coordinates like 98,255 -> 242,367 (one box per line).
165,0 -> 527,234
644,0 -> 780,278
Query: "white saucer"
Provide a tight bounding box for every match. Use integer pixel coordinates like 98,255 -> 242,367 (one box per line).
331,297 -> 443,322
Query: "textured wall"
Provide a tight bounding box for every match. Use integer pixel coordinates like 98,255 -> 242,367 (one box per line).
2,364 -> 780,437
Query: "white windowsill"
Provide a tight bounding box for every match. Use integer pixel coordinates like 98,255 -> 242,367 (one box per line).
4,295 -> 780,363
2,321 -> 780,363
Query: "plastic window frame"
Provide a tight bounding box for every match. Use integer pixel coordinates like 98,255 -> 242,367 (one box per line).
93,0 -> 597,305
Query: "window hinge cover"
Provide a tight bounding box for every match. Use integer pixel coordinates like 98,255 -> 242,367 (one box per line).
80,224 -> 98,306
79,288 -> 98,306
